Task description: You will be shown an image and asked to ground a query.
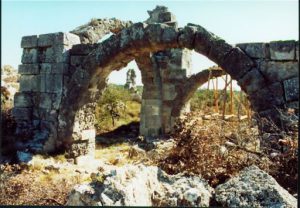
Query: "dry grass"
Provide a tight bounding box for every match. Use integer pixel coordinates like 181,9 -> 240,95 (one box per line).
157,111 -> 298,194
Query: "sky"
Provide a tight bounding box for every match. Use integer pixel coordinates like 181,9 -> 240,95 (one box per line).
1,0 -> 299,89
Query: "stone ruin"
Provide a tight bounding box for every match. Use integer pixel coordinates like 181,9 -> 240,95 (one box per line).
12,6 -> 299,158
124,68 -> 137,93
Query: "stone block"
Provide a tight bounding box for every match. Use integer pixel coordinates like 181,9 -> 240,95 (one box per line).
178,25 -> 198,49
283,77 -> 299,102
144,105 -> 160,116
38,33 -> 55,47
268,82 -> 284,98
40,73 -> 63,93
236,42 -> 268,59
269,40 -> 295,60
259,61 -> 298,82
237,69 -> 266,95
81,129 -> 96,141
44,45 -> 70,63
163,84 -> 177,100
21,35 -> 38,48
70,44 -> 98,55
145,115 -> 161,128
21,48 -> 38,64
39,93 -> 53,109
54,32 -> 81,46
18,64 -> 39,75
158,12 -> 176,23
14,92 -> 33,107
221,47 -> 255,80
40,63 -> 68,74
12,107 -> 32,120
70,56 -> 86,66
249,87 -> 284,111
19,75 -> 40,92
33,108 -> 58,123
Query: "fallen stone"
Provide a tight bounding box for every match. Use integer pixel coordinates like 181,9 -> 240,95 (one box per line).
215,165 -> 297,208
66,164 -> 213,206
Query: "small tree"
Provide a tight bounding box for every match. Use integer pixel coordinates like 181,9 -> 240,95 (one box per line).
96,85 -> 130,128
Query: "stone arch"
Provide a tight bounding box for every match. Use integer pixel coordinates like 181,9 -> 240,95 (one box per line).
58,21 -> 266,154
14,7 -> 298,157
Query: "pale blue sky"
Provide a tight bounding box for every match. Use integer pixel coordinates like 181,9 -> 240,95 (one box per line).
2,0 -> 299,88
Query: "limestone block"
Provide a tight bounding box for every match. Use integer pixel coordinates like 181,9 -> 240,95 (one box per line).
40,63 -> 68,74
33,108 -> 58,123
249,87 -> 284,112
19,75 -> 40,92
144,105 -> 160,116
55,32 -> 81,46
221,47 -> 255,80
21,35 -> 38,48
163,84 -> 177,100
145,115 -> 161,128
269,40 -> 295,60
44,45 -> 70,63
236,42 -> 268,59
158,12 -> 176,23
14,92 -> 33,108
21,48 -> 38,64
12,107 -> 32,120
142,99 -> 161,107
18,64 -> 39,75
70,56 -> 86,66
70,44 -> 98,55
283,77 -> 299,102
178,25 -> 198,49
259,61 -> 298,82
194,26 -> 233,64
237,69 -> 266,95
81,129 -> 96,141
39,93 -> 53,109
38,33 -> 56,47
40,73 -> 63,93
268,82 -> 284,99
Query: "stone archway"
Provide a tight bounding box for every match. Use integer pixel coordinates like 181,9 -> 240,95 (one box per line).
13,6 -> 298,157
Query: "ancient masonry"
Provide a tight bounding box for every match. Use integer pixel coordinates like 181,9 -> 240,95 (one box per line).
12,6 -> 299,157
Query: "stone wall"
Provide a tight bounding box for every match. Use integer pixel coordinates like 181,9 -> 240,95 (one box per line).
236,41 -> 299,129
13,32 -> 81,153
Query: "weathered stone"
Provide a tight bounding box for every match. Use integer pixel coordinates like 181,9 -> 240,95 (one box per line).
21,48 -> 38,64
40,63 -> 68,74
178,25 -> 197,49
44,45 -> 70,63
249,87 -> 284,111
238,69 -> 266,94
54,32 -> 81,46
40,73 -> 63,93
70,44 -> 98,55
14,92 -> 33,107
18,64 -> 39,75
12,107 -> 32,120
215,165 -> 297,208
259,61 -> 298,82
221,47 -> 255,80
162,84 -> 176,100
19,75 -> 40,92
269,40 -> 295,60
38,33 -> 55,47
67,165 -> 213,206
70,56 -> 86,66
81,129 -> 96,141
284,77 -> 299,102
21,35 -> 38,48
236,42 -> 269,59
287,101 -> 299,110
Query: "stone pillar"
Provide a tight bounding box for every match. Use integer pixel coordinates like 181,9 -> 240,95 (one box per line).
13,32 -> 80,153
138,5 -> 193,137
